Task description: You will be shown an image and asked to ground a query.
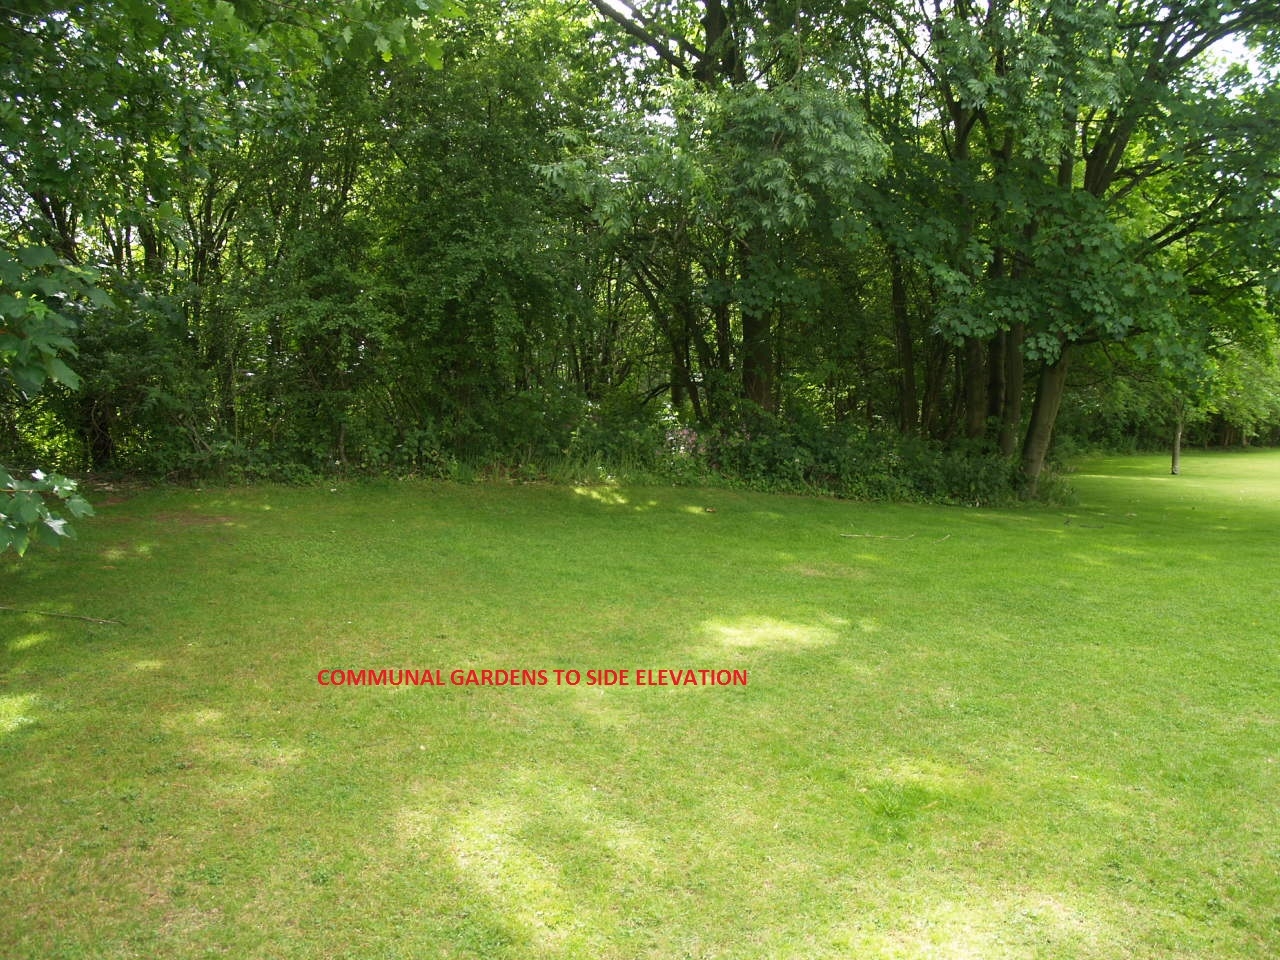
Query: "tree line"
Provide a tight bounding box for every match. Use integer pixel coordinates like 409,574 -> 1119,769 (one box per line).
3,0 -> 1278,544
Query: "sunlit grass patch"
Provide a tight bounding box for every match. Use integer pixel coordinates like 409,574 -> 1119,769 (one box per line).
0,692 -> 40,734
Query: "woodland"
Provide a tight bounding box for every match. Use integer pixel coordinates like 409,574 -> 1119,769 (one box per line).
2,0 -> 1279,547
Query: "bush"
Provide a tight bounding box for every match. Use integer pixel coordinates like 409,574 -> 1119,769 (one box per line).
700,404 -> 1024,505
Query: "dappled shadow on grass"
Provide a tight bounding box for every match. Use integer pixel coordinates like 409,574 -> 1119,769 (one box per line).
0,680 -> 1148,959
370,725 -> 1151,959
3,466 -> 1279,957
571,485 -> 636,508
4,653 -> 1273,957
401,768 -> 670,954
569,482 -> 791,520
5,628 -> 53,653
0,595 -> 1148,958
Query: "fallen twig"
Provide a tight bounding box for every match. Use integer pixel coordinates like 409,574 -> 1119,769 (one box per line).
0,604 -> 123,625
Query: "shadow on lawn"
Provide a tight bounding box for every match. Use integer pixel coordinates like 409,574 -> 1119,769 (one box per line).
0,643 -> 1168,960
381,742 -> 1117,958
4,472 -> 1275,957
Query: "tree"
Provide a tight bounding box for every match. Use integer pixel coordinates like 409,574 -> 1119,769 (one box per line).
0,0 -> 458,545
3,0 -> 1277,503
0,247 -> 97,552
572,1 -> 885,417
860,0 -> 1280,491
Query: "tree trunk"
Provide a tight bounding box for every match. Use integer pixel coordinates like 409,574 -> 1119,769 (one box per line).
920,334 -> 950,439
963,336 -> 987,439
1020,345 -> 1071,496
890,254 -> 917,433
1171,407 -> 1184,475
84,396 -> 116,470
987,330 -> 1006,425
997,322 -> 1025,456
670,358 -> 687,408
984,249 -> 1007,433
742,305 -> 773,410
737,236 -> 774,411
139,220 -> 165,275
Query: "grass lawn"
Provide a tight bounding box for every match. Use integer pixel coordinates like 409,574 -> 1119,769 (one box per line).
2,450 -> 1278,959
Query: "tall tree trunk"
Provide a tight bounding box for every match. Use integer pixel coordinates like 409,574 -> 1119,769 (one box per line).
1171,403 -> 1184,475
890,253 -> 918,433
1020,345 -> 1071,496
920,334 -> 950,439
83,395 -> 116,470
669,304 -> 691,409
671,360 -> 688,408
742,306 -> 773,410
997,321 -> 1025,456
34,193 -> 79,263
984,249 -> 1008,432
963,336 -> 987,439
987,330 -> 1006,423
737,236 -> 774,411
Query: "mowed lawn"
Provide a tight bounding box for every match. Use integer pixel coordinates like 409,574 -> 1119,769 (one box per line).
2,451 -> 1277,959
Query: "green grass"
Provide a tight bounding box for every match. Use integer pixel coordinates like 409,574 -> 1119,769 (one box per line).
2,450 -> 1278,959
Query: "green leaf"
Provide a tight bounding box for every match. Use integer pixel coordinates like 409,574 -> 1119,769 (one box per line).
42,516 -> 73,538
16,247 -> 59,269
35,520 -> 65,546
10,366 -> 44,397
6,491 -> 44,525
44,356 -> 82,390
0,294 -> 25,318
66,496 -> 95,519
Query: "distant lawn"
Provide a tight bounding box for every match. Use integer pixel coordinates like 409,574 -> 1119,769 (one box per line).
2,450 -> 1278,959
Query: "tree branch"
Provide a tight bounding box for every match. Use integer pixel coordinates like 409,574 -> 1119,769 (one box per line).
585,0 -> 696,77
0,604 -> 123,625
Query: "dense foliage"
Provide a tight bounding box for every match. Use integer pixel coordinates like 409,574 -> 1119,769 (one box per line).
3,0 -> 1278,534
